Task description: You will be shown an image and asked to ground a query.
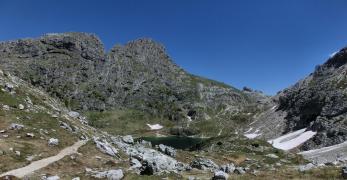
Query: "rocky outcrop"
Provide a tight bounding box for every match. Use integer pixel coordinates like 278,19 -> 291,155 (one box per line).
274,47 -> 347,150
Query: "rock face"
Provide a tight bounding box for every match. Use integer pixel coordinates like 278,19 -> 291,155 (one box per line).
274,47 -> 347,150
157,144 -> 176,157
0,32 -> 260,125
190,158 -> 219,171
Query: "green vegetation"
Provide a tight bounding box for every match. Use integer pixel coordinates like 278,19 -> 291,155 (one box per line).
85,109 -> 175,136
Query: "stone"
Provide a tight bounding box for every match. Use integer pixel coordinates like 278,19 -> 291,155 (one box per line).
48,138 -> 59,146
68,111 -> 80,118
9,123 -> 24,130
59,121 -> 73,132
45,176 -> 60,180
3,105 -> 9,111
298,163 -> 315,172
158,144 -> 176,157
190,158 -> 219,170
4,83 -> 14,91
94,137 -> 118,157
72,177 -> 80,180
220,163 -> 235,173
18,104 -> 24,110
122,135 -> 134,144
213,170 -> 229,180
342,166 -> 347,179
90,169 -> 124,180
234,167 -> 246,174
0,130 -> 5,133
15,151 -> 21,156
130,158 -> 142,169
26,133 -> 35,138
266,154 -> 279,159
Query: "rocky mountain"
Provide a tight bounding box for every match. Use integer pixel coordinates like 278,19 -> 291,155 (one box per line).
0,32 -> 269,136
276,48 -> 347,150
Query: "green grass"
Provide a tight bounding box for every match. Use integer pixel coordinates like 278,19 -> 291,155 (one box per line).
85,109 -> 175,136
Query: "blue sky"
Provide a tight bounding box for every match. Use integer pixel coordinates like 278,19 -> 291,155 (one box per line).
1,0 -> 347,94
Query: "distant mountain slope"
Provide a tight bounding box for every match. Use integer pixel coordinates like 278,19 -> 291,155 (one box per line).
0,32 -> 268,135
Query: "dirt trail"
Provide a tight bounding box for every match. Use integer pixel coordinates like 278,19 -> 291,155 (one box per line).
0,140 -> 87,178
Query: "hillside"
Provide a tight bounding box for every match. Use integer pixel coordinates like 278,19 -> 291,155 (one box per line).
0,32 -> 270,137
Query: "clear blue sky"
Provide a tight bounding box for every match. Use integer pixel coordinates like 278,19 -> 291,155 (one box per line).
1,0 -> 347,94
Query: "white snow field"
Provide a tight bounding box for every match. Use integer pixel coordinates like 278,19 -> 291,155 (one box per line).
147,123 -> 163,130
268,128 -> 316,151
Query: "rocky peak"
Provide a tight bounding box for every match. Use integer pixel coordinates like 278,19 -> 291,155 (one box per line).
320,47 -> 347,69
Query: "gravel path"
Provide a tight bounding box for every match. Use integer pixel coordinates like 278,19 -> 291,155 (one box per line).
0,140 -> 87,178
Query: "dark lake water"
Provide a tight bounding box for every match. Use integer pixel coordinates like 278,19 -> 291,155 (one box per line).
139,136 -> 204,150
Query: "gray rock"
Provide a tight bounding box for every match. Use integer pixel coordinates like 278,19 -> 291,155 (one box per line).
234,167 -> 246,174
68,111 -> 80,118
265,154 -> 279,159
298,163 -> 315,172
190,158 -> 219,170
158,144 -> 176,157
90,169 -> 124,180
94,137 -> 118,157
9,123 -> 24,130
342,166 -> 347,179
213,170 -> 229,180
18,104 -> 24,110
220,163 -> 235,173
44,176 -> 60,180
122,135 -> 134,144
112,136 -> 186,175
26,133 -> 34,138
48,138 -> 59,146
59,121 -> 73,132
2,105 -> 9,111
129,157 -> 142,169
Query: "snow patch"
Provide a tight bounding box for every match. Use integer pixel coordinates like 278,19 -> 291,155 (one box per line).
147,124 -> 163,130
299,141 -> 347,155
268,128 -> 316,151
244,133 -> 261,139
329,51 -> 338,58
244,129 -> 261,139
271,106 -> 277,110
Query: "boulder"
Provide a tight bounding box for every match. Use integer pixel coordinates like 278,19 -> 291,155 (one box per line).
190,158 -> 219,170
48,138 -> 59,146
342,166 -> 347,179
26,133 -> 35,138
3,105 -> 10,110
68,111 -> 80,118
90,169 -> 124,180
9,123 -> 24,130
45,176 -> 60,180
94,137 -> 118,157
158,144 -> 176,157
265,154 -> 279,159
213,170 -> 229,180
220,163 -> 235,173
298,163 -> 315,172
122,135 -> 134,144
18,104 -> 24,110
59,121 -> 73,132
234,167 -> 246,174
